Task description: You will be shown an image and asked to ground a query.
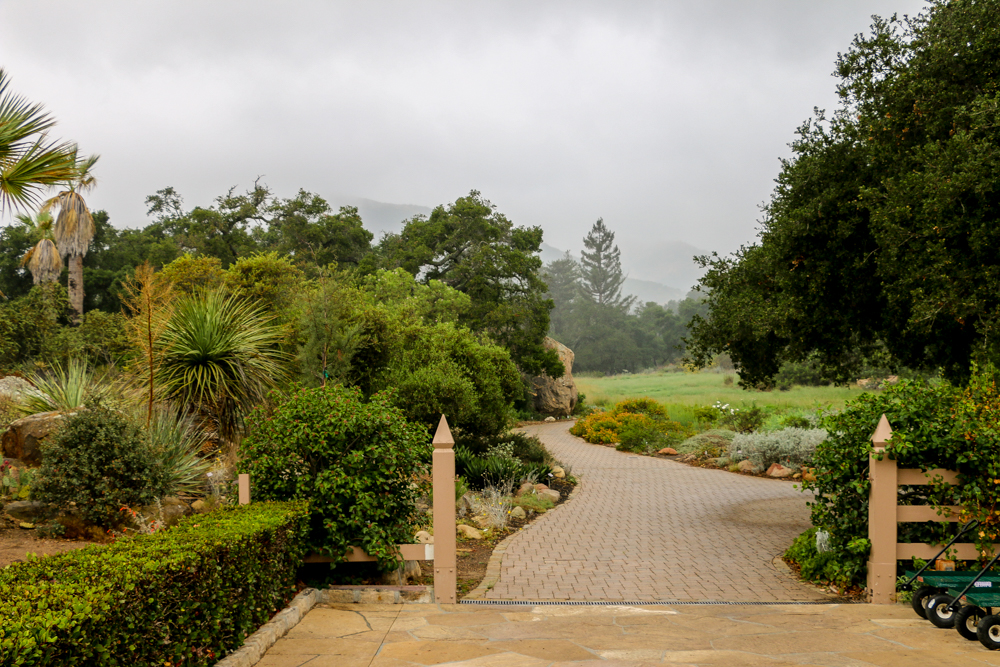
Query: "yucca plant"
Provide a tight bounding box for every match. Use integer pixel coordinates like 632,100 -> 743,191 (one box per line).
137,403 -> 213,497
17,358 -> 113,416
155,289 -> 290,444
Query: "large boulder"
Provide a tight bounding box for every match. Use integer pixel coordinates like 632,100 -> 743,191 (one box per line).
528,337 -> 578,417
1,411 -> 71,466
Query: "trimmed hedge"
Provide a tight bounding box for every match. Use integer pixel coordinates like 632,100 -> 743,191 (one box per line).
0,501 -> 309,667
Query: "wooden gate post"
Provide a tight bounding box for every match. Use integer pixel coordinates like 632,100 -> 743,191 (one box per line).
868,414 -> 898,603
432,415 -> 457,604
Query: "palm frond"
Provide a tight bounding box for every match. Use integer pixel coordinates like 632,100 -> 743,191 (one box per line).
0,138 -> 79,212
46,190 -> 95,257
21,238 -> 62,284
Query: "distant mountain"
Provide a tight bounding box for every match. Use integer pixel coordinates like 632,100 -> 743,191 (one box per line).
621,239 -> 708,294
329,196 -> 432,238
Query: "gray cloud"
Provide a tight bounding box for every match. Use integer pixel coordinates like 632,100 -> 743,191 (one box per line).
0,0 -> 929,286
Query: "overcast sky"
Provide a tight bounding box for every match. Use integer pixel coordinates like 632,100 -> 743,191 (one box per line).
1,1 -> 929,285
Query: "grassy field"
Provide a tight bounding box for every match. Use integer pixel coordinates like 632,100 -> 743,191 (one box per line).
575,371 -> 869,427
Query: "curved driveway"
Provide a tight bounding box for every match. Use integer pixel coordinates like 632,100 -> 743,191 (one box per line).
480,421 -> 826,602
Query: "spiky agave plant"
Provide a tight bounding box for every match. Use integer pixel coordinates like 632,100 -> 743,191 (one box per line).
155,289 -> 290,444
17,358 -> 113,416
137,402 -> 213,497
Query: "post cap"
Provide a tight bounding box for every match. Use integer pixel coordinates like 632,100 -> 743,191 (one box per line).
871,414 -> 893,450
432,414 -> 454,449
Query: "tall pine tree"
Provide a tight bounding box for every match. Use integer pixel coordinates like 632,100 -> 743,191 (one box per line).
579,218 -> 635,311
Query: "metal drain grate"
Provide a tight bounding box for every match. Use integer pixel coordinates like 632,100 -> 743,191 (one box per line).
460,599 -> 854,606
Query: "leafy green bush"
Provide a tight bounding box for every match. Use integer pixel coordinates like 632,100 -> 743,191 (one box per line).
0,501 -> 308,667
457,430 -> 551,465
719,403 -> 766,433
774,358 -> 830,387
616,419 -> 668,453
730,427 -> 827,470
798,368 -> 1000,588
33,405 -> 167,526
784,527 -> 865,586
239,385 -> 430,570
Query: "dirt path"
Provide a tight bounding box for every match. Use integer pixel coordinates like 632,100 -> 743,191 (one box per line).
478,421 -> 826,602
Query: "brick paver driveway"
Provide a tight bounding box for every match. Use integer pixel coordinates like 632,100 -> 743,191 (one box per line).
479,421 -> 826,602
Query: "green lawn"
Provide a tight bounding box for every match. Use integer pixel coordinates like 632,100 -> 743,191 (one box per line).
575,371 -> 868,426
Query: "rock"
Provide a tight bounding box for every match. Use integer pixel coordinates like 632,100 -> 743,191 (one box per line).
510,506 -> 526,520
379,560 -> 422,585
544,416 -> 556,422
458,492 -> 475,516
527,338 -> 579,417
0,375 -> 33,399
18,521 -> 34,529
190,499 -> 209,514
551,466 -> 565,479
473,514 -> 492,529
802,469 -> 817,483
534,483 -> 549,491
516,482 -> 534,497
538,489 -> 561,503
2,411 -> 73,466
766,463 -> 794,478
737,460 -> 755,473
143,496 -> 191,527
414,530 -> 434,544
792,472 -> 802,479
4,500 -> 49,523
658,447 -> 678,455
457,524 -> 482,540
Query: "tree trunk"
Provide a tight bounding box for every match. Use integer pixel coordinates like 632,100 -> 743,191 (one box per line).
68,253 -> 84,324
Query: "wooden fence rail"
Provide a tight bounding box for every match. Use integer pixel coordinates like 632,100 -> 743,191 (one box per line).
867,414 -> 996,603
237,414 -> 457,604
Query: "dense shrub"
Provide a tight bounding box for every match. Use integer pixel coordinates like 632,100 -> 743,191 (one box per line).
774,358 -> 830,387
718,403 -> 766,433
569,397 -> 687,448
33,405 -> 167,526
729,427 -> 827,471
795,368 -> 1000,588
0,502 -> 308,667
238,385 -> 430,570
457,431 -> 550,465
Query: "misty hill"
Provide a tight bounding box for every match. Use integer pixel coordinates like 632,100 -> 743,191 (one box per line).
539,242 -> 688,305
330,196 -> 432,238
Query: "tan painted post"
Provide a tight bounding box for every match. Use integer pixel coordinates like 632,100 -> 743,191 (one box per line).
432,415 -> 457,604
238,473 -> 251,505
868,414 -> 897,603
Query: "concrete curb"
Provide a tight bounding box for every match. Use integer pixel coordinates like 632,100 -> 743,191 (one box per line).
465,477 -> 582,600
214,587 -> 321,667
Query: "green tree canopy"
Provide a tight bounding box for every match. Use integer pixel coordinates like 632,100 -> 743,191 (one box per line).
580,218 -> 635,312
687,1 -> 1000,386
377,190 -> 561,377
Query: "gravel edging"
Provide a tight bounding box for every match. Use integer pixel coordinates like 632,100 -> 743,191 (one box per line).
464,478 -> 582,601
214,587 -> 320,667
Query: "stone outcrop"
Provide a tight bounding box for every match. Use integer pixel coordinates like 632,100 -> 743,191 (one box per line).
528,337 -> 578,417
2,411 -> 72,466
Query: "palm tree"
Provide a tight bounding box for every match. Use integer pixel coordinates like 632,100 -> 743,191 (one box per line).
17,210 -> 63,285
0,68 -> 78,211
43,154 -> 99,323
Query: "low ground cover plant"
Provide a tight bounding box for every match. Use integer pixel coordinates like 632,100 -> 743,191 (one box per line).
239,384 -> 429,571
0,501 -> 308,667
729,427 -> 827,471
674,429 -> 736,457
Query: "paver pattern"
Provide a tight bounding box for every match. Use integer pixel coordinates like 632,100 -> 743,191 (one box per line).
258,602 -> 999,667
481,421 -> 825,602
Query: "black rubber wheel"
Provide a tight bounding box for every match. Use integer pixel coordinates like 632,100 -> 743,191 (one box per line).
978,615 -> 1000,650
927,594 -> 958,628
956,605 -> 987,640
912,586 -> 939,619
